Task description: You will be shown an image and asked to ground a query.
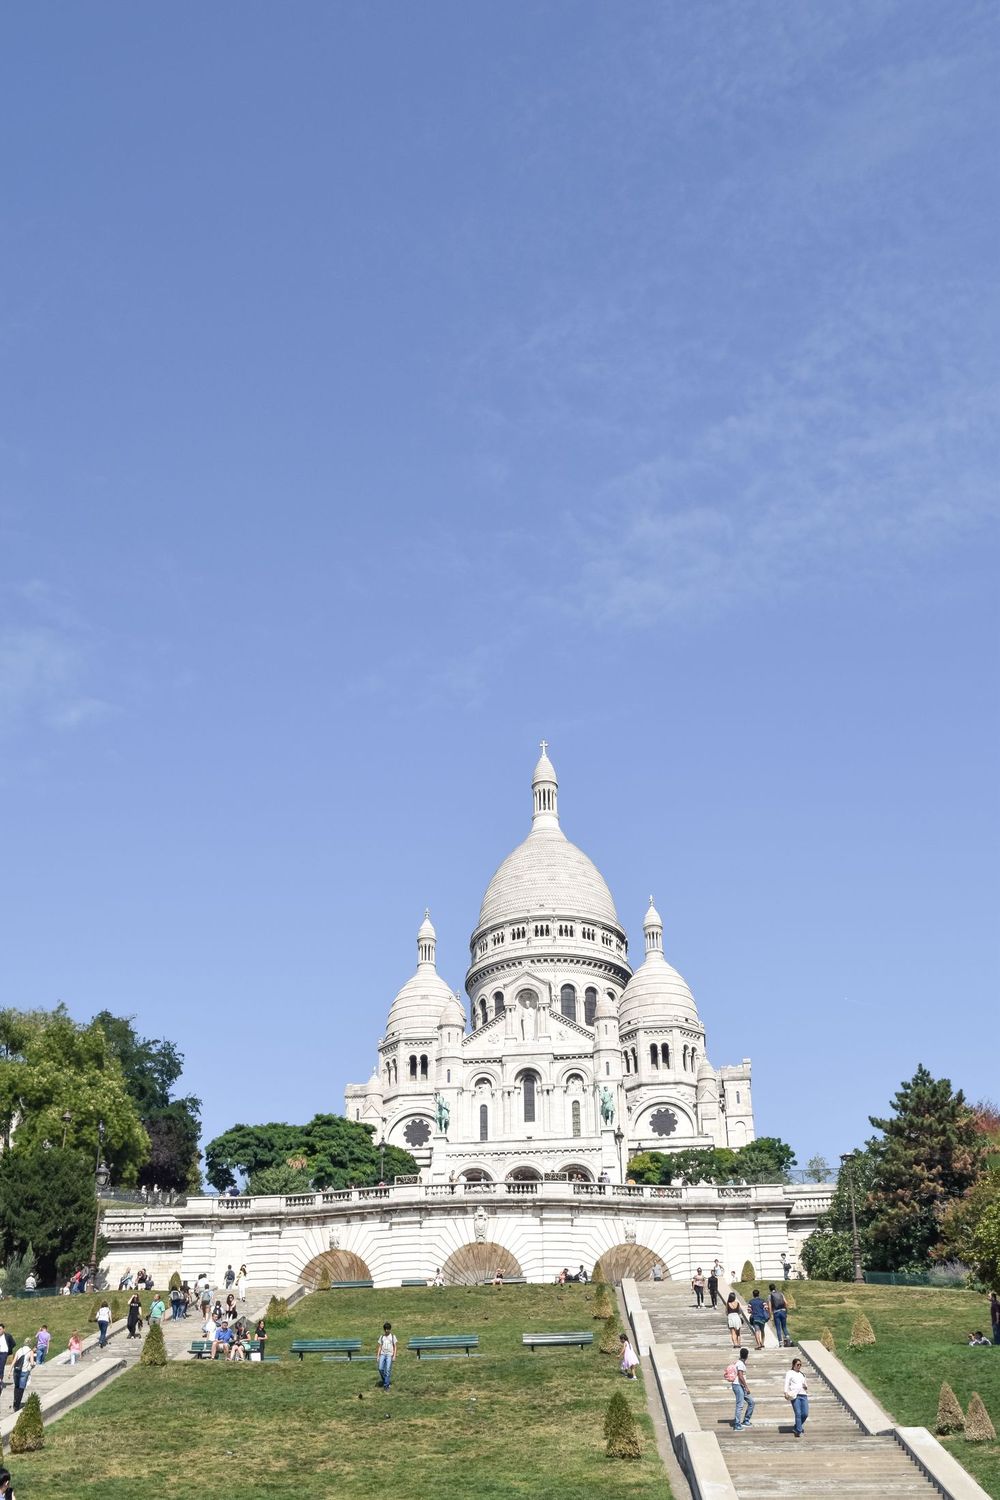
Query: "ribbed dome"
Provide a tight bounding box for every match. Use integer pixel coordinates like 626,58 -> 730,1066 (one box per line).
476,748 -> 619,931
478,828 -> 619,930
619,948 -> 700,1030
438,992 -> 466,1029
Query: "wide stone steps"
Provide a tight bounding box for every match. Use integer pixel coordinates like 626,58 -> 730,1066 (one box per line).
636,1283 -> 939,1499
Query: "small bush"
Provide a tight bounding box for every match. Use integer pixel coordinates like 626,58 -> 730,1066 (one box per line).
604,1391 -> 641,1459
935,1382 -> 965,1436
600,1318 -> 624,1355
592,1263 -> 606,1287
740,1260 -> 755,1283
593,1284 -> 614,1321
9,1393 -> 44,1453
265,1296 -> 293,1328
965,1394 -> 997,1443
819,1326 -> 836,1353
140,1321 -> 167,1367
168,1271 -> 182,1291
317,1268 -> 331,1291
848,1314 -> 876,1348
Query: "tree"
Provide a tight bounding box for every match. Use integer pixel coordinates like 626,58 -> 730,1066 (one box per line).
735,1137 -> 796,1183
934,1167 -> 1000,1279
625,1152 -> 671,1185
800,1229 -> 855,1282
848,1314 -> 876,1348
935,1382 -> 965,1436
247,1163 -> 314,1195
0,1009 -> 149,1184
604,1391 -> 641,1458
93,1013 -> 202,1191
626,1138 -> 795,1187
0,1147 -> 105,1282
864,1066 -> 985,1271
965,1394 -> 996,1443
805,1155 -> 832,1182
141,1321 -> 167,1366
203,1114 -> 417,1193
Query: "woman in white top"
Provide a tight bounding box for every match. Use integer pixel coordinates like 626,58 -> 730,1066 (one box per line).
784,1358 -> 809,1437
237,1266 -> 248,1303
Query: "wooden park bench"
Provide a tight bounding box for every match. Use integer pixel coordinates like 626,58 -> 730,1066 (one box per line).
325,1280 -> 374,1290
408,1335 -> 480,1360
189,1339 -> 263,1360
521,1331 -> 594,1352
401,1278 -> 430,1287
291,1338 -> 363,1361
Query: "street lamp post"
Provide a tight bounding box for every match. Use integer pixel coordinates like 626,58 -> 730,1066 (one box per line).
840,1151 -> 864,1283
92,1121 -> 109,1270
61,1110 -> 73,1149
379,1118 -> 387,1184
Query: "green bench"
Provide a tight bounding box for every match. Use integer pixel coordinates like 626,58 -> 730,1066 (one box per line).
522,1332 -> 594,1352
401,1278 -> 430,1286
291,1338 -> 364,1361
324,1280 -> 374,1290
408,1335 -> 479,1360
189,1339 -> 263,1360
479,1275 -> 527,1285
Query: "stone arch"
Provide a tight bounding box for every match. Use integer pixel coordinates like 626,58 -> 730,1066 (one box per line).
441,1240 -> 523,1285
301,1249 -> 372,1290
556,1163 -> 593,1182
594,1244 -> 666,1284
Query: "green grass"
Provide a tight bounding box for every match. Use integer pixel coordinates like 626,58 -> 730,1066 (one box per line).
738,1280 -> 1000,1497
8,1284 -> 671,1500
0,1294 -> 109,1359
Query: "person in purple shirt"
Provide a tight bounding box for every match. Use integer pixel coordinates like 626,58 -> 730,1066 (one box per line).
34,1327 -> 51,1365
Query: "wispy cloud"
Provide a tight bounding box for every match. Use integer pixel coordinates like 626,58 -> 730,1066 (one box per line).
0,600 -> 113,737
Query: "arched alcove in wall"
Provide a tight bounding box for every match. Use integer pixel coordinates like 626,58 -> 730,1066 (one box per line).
594,1244 -> 666,1284
301,1249 -> 372,1289
441,1241 -> 523,1285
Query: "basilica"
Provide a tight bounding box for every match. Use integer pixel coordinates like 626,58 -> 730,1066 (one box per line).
345,748 -> 754,1183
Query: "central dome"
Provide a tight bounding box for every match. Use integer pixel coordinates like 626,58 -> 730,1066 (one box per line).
476,748 -> 620,932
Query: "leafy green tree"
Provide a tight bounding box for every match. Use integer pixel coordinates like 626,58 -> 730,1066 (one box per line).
247,1163 -> 314,1195
1,1011 -> 148,1184
93,1013 -> 201,1191
625,1152 -> 671,1184
626,1138 -> 794,1186
805,1155 -> 832,1182
864,1066 -> 984,1271
9,1392 -> 44,1452
735,1136 -> 796,1182
800,1228 -> 855,1281
0,1147 -> 105,1283
204,1114 -> 417,1193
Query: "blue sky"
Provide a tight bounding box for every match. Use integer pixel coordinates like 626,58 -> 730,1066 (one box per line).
2,2 -> 997,1175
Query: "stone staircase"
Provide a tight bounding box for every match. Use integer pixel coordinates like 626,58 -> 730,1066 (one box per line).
641,1283 -> 939,1497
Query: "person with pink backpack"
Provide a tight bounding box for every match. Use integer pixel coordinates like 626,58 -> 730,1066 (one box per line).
725,1347 -> 754,1430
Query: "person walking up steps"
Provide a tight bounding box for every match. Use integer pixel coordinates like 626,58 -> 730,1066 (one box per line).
784,1357 -> 809,1437
707,1266 -> 720,1309
727,1347 -> 754,1431
768,1283 -> 791,1346
691,1268 -> 705,1307
237,1265 -> 248,1303
11,1341 -> 33,1412
746,1288 -> 769,1350
95,1299 -> 111,1348
377,1322 -> 397,1390
726,1292 -> 743,1347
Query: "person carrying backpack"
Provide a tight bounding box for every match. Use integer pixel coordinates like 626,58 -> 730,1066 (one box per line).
725,1347 -> 754,1431
746,1288 -> 769,1350
768,1283 -> 790,1347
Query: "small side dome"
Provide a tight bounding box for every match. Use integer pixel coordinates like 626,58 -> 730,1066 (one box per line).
385,913 -> 454,1038
595,989 -> 618,1021
620,901 -> 700,1029
697,1055 -> 716,1081
438,992 -> 466,1030
364,1068 -> 382,1094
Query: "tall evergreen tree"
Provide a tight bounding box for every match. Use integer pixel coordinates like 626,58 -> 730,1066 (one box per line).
864,1065 -> 984,1271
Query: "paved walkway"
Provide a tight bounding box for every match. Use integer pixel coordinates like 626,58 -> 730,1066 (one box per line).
641,1283 -> 938,1497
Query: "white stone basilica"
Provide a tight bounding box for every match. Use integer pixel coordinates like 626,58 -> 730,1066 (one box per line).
345,748 -> 754,1183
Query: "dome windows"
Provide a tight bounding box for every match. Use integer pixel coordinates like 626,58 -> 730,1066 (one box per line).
533,922 -> 551,938
511,925 -> 526,941
584,987 -> 597,1026
582,926 -> 595,941
493,991 -> 504,1017
560,984 -> 577,1022
650,1043 -> 659,1070
557,922 -> 575,938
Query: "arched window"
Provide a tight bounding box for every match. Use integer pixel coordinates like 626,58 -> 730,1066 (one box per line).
446,1069 -> 451,1083
605,1061 -> 610,1076
663,1044 -> 670,1068
493,991 -> 504,1017
408,1054 -> 417,1079
650,1043 -> 659,1069
522,1072 -> 537,1123
479,1103 -> 488,1141
632,1048 -> 638,1075
690,1048 -> 697,1071
420,1054 -> 428,1079
584,987 -> 597,1025
571,1100 -> 581,1137
479,998 -> 488,1028
623,1050 -> 631,1075
560,984 -> 577,1022
683,1044 -> 689,1070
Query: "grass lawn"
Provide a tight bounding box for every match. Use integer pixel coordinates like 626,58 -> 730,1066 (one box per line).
737,1280 -> 1000,1497
7,1284 -> 670,1500
0,1294 -> 113,1359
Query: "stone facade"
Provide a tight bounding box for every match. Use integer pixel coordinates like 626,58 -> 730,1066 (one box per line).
345,748 -> 754,1181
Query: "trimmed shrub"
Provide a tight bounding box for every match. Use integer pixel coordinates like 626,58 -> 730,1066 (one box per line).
934,1382 -> 965,1436
9,1393 -> 44,1453
848,1314 -> 876,1349
819,1326 -> 836,1353
600,1318 -> 624,1355
740,1260 -> 755,1283
317,1268 -> 331,1291
593,1284 -> 614,1321
140,1321 -> 167,1366
265,1295 -> 293,1328
604,1391 -> 641,1459
965,1394 -> 997,1443
592,1263 -> 606,1287
168,1271 -> 182,1291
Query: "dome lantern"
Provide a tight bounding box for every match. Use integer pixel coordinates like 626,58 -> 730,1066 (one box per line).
531,740 -> 559,830
644,897 -> 663,956
417,910 -> 437,968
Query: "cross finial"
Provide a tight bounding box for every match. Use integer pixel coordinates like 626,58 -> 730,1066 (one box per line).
649,894 -> 654,907
540,739 -> 548,756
